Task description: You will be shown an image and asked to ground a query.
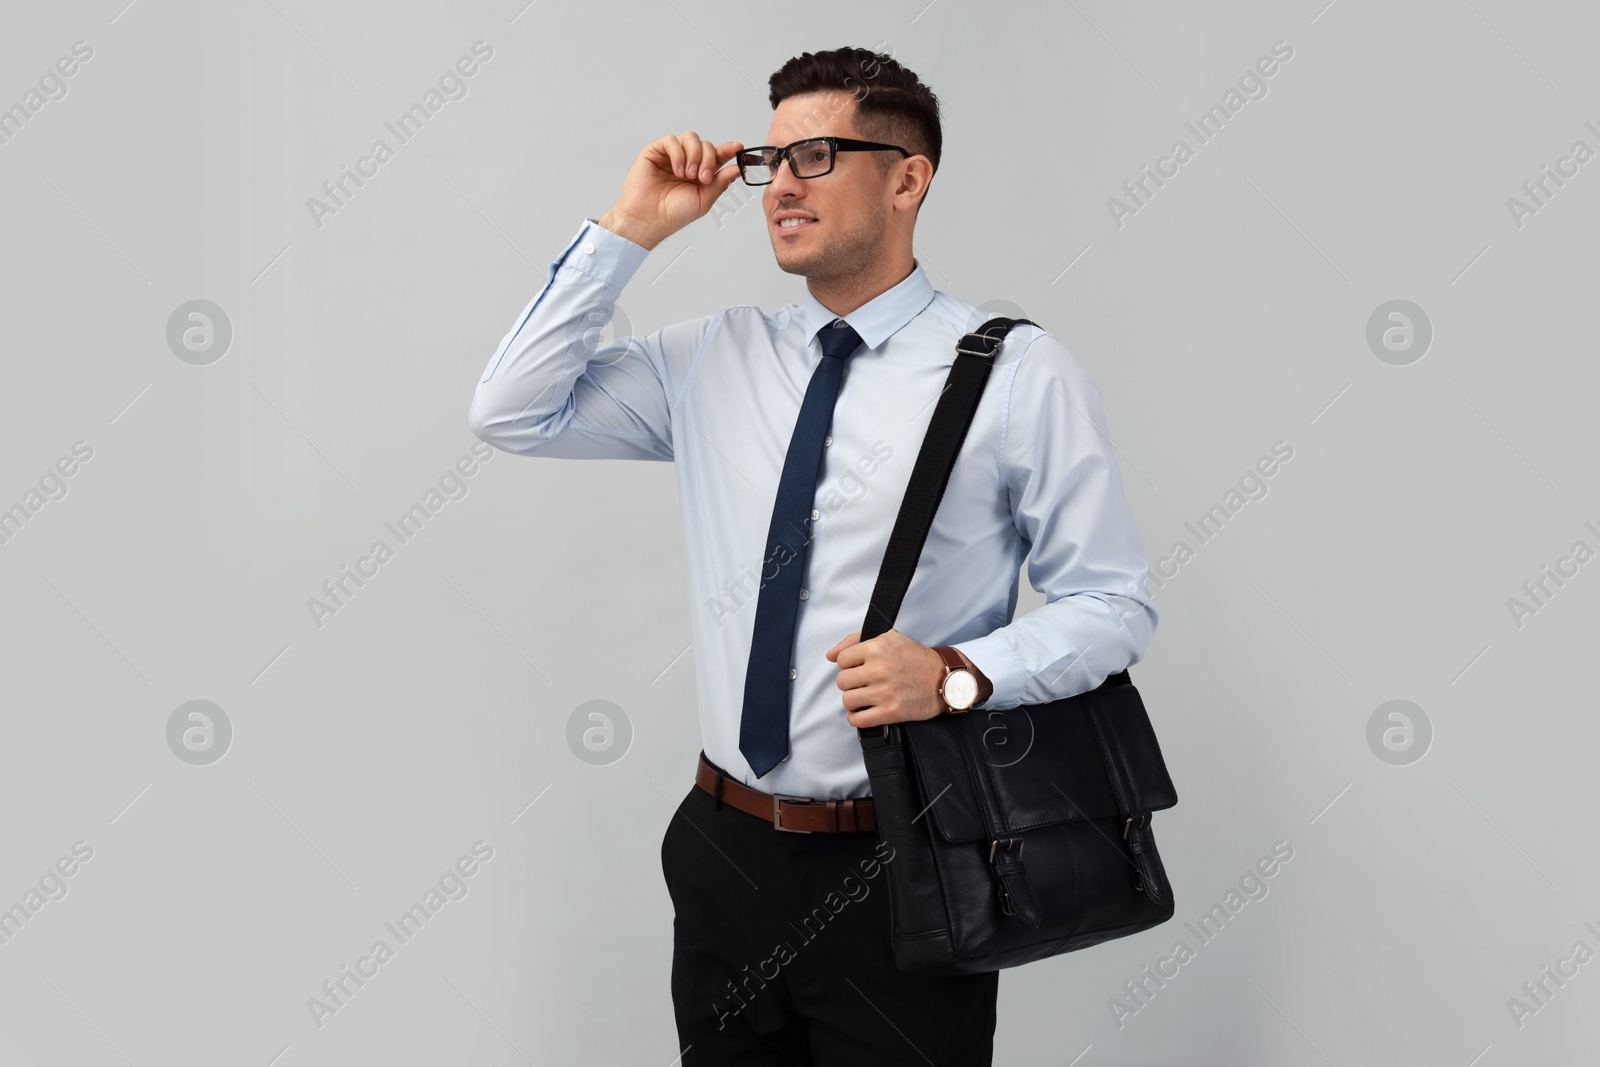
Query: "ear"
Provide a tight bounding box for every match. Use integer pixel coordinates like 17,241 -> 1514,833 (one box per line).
895,155 -> 933,212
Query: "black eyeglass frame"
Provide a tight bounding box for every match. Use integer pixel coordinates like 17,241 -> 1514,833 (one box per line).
736,136 -> 911,186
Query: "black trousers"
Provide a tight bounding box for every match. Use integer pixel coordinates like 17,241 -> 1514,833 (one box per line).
660,755 -> 999,1066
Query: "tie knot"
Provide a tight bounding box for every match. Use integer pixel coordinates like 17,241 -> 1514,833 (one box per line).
819,320 -> 863,361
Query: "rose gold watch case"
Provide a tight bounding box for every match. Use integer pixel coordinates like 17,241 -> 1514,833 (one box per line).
934,645 -> 979,713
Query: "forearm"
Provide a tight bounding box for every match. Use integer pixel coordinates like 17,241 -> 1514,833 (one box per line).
954,589 -> 1156,710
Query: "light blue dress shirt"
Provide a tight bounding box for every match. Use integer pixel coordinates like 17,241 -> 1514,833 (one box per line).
469,216 -> 1158,799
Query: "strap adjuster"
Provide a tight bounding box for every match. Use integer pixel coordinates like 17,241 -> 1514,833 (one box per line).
955,335 -> 1002,358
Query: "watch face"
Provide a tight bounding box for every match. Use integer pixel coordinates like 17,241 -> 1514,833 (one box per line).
943,670 -> 979,710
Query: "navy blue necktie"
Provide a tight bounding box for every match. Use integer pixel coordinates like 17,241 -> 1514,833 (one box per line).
739,318 -> 864,778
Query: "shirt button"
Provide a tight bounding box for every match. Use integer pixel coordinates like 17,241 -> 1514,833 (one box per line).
789,667 -> 797,680
824,435 -> 832,446
810,508 -> 820,520
582,242 -> 596,254
799,588 -> 808,600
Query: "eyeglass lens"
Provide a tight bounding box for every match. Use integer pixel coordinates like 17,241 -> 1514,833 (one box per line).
739,140 -> 832,184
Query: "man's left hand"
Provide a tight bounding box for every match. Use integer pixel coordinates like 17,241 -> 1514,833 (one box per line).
826,629 -> 981,728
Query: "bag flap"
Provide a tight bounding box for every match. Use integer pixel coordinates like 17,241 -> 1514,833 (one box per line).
1084,679 -> 1179,815
903,676 -> 1177,844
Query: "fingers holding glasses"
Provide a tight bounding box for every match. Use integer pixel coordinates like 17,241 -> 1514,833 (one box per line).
699,137 -> 721,183
659,132 -> 684,180
657,132 -> 744,186
600,133 -> 747,249
660,131 -> 732,184
656,132 -> 694,181
681,131 -> 715,182
674,130 -> 712,182
674,130 -> 700,178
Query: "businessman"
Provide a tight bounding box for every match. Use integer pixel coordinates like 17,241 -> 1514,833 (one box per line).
468,46 -> 1157,1067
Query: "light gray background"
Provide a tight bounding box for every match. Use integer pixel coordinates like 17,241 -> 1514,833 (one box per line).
2,1 -> 1596,1064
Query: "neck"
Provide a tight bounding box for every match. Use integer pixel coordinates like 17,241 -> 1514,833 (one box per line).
808,247 -> 917,318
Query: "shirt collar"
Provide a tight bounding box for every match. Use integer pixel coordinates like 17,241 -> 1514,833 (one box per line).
800,260 -> 935,352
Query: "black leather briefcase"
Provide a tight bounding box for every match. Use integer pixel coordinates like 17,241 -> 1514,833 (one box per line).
855,317 -> 1179,976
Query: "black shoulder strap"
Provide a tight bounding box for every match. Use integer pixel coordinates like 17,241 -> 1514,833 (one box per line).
858,316 -> 1038,644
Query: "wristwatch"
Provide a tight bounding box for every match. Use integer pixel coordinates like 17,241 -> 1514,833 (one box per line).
933,646 -> 981,714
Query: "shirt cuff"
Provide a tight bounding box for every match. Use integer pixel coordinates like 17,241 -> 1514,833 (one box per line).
577,216 -> 651,289
951,633 -> 1029,711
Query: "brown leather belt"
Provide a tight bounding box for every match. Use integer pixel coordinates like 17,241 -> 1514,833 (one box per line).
696,752 -> 875,833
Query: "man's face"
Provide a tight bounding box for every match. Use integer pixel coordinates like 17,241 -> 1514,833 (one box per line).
760,94 -> 896,283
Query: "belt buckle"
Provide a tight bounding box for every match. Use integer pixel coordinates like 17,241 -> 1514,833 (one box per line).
772,793 -> 814,833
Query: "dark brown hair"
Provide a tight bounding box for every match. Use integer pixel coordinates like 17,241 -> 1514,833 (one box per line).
766,46 -> 941,212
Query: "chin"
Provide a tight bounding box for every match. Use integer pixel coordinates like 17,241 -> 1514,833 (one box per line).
772,247 -> 815,276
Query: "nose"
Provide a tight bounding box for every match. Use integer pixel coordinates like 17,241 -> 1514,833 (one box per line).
765,148 -> 807,199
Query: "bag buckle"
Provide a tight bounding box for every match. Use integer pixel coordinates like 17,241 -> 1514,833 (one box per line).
1124,814 -> 1148,892
772,794 -> 814,833
988,837 -> 1024,864
989,838 -> 1024,916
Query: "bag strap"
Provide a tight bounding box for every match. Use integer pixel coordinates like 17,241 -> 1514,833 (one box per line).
855,318 -> 1036,749
858,316 -> 1035,644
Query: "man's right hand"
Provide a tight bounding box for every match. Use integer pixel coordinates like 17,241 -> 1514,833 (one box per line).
598,132 -> 746,250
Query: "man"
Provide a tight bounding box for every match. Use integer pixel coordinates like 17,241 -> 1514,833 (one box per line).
468,46 -> 1157,1067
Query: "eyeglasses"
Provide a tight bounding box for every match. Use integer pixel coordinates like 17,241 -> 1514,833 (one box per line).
735,136 -> 910,186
